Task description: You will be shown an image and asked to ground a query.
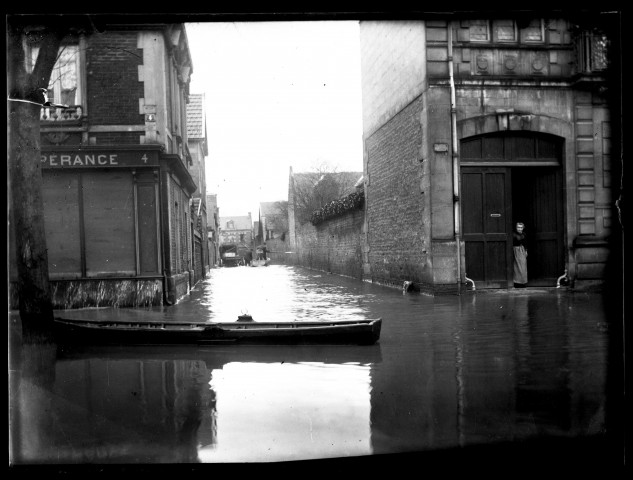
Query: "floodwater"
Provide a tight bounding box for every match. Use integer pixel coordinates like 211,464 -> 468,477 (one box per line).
8,265 -> 618,467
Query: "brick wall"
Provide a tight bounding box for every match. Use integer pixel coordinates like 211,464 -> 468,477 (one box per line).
365,94 -> 431,287
285,209 -> 365,280
87,31 -> 144,126
360,21 -> 426,137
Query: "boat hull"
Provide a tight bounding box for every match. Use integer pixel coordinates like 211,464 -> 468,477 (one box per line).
250,259 -> 269,267
53,318 -> 382,346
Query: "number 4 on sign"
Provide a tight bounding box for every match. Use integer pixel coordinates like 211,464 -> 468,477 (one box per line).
141,154 -> 148,163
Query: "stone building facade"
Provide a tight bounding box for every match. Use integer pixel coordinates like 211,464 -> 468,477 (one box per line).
359,15 -> 621,293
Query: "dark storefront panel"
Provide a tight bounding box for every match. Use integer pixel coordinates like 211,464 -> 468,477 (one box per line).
42,171 -> 82,278
82,171 -> 136,277
137,181 -> 160,275
40,168 -> 162,280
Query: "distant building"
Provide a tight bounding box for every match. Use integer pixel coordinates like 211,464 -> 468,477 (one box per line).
206,194 -> 220,267
187,93 -> 210,283
259,201 -> 288,241
219,214 -> 253,262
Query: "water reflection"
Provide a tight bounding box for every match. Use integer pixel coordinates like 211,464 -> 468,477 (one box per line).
201,361 -> 372,462
9,267 -> 612,465
160,265 -> 371,323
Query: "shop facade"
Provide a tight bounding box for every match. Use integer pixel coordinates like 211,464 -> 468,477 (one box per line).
9,22 -> 203,308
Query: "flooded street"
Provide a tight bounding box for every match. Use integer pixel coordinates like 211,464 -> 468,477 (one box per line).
9,265 -> 616,466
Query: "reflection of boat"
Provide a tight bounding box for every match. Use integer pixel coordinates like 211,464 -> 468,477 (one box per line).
57,342 -> 383,366
53,317 -> 382,346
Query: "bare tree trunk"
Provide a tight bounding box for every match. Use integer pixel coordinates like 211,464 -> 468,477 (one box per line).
7,19 -> 64,337
8,100 -> 54,331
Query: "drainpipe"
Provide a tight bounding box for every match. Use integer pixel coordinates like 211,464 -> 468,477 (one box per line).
448,23 -> 462,295
556,268 -> 569,288
158,170 -> 174,306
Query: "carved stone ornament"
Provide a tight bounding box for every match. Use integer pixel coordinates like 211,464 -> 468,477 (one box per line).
476,55 -> 489,72
532,58 -> 545,72
504,56 -> 517,71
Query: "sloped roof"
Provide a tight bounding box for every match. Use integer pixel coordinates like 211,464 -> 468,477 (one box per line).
220,215 -> 252,230
186,93 -> 206,139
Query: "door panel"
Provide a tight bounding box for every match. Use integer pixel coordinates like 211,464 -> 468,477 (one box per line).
462,168 -> 512,288
512,168 -> 564,285
485,173 -> 507,234
462,132 -> 564,288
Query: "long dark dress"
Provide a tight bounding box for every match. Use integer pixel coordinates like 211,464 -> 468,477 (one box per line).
513,232 -> 528,286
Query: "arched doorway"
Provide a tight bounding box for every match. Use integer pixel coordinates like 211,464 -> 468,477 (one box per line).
460,132 -> 565,288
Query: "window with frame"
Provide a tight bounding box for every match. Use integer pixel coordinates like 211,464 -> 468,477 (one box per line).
520,19 -> 545,43
469,20 -> 490,42
493,20 -> 517,42
30,43 -> 82,107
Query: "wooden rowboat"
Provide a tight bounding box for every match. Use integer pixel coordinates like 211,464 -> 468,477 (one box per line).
53,316 -> 382,346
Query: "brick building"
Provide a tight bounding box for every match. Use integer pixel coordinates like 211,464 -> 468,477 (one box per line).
359,15 -> 621,293
9,22 -> 207,307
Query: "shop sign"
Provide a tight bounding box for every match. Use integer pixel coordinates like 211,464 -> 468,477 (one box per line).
41,150 -> 160,168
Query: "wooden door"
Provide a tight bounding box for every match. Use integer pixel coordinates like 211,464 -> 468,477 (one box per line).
511,167 -> 564,286
462,167 -> 512,288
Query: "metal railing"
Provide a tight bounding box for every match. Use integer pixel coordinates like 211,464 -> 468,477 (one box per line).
40,105 -> 83,122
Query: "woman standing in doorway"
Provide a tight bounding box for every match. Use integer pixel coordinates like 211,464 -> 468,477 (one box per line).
513,222 -> 528,288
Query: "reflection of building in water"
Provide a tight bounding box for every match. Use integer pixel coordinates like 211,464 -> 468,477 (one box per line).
368,319 -> 461,454
513,296 -> 606,435
368,295 -> 608,454
199,361 -> 374,462
13,358 -> 217,464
